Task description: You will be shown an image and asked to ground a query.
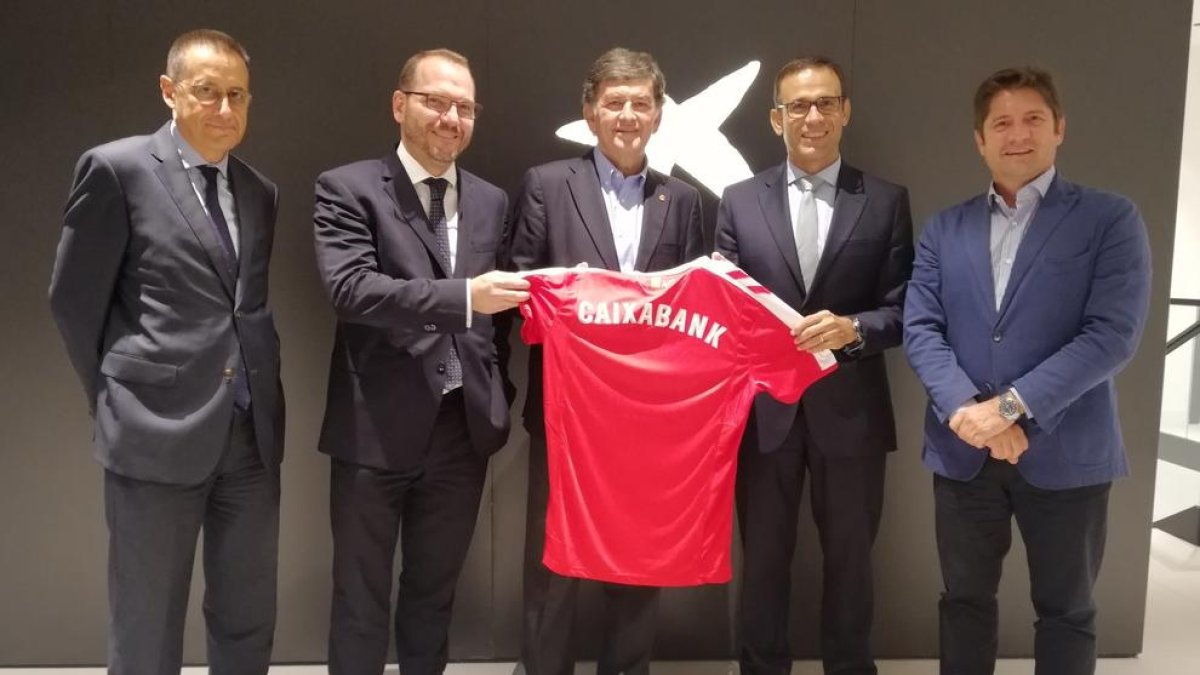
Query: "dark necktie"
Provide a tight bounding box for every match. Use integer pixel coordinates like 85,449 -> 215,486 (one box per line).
198,165 -> 238,268
198,165 -> 252,409
423,177 -> 463,391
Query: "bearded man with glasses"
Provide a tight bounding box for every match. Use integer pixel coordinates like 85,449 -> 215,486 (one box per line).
312,47 -> 529,675
50,28 -> 284,675
714,56 -> 914,675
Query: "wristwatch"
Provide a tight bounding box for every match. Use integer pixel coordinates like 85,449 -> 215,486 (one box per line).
843,317 -> 865,355
997,389 -> 1024,421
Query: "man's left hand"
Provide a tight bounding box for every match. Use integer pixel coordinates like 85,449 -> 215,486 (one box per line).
949,398 -> 1014,449
791,311 -> 857,353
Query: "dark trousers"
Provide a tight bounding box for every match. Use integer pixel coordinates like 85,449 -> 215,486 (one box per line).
104,408 -> 279,675
934,460 -> 1110,675
328,391 -> 488,675
736,414 -> 885,675
519,432 -> 659,675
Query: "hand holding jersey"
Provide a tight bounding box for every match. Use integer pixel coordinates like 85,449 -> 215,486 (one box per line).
516,255 -> 836,586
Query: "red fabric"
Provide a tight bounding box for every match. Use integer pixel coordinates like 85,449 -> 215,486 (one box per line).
519,257 -> 837,586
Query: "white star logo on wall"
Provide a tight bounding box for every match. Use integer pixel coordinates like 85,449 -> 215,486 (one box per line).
555,60 -> 760,196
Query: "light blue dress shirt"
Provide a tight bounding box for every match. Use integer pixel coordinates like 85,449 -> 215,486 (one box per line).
988,166 -> 1056,311
593,150 -> 648,273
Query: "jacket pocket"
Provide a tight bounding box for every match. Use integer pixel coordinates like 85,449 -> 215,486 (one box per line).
100,351 -> 178,386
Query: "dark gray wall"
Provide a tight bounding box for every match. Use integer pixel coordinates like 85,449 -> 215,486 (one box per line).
0,0 -> 1186,665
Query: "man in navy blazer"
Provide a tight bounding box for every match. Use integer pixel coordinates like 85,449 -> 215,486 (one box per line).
904,67 -> 1151,675
49,30 -> 284,675
313,48 -> 529,675
715,56 -> 913,675
504,48 -> 705,675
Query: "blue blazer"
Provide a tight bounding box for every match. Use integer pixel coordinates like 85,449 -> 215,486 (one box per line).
904,175 -> 1151,489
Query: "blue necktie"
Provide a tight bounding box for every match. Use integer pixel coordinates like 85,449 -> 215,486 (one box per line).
199,165 -> 252,410
424,177 -> 463,391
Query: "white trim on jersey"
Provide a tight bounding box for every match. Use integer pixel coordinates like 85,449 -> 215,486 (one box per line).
516,255 -> 838,371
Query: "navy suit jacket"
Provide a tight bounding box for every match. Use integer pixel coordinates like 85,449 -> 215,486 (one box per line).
49,122 -> 283,484
504,150 -> 706,432
904,175 -> 1151,489
313,151 -> 511,470
715,162 -> 913,457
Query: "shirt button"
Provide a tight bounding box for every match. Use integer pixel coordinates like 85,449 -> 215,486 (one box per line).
993,333 -> 1003,343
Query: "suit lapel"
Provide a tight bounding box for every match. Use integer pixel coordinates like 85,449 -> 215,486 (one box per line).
962,195 -> 998,318
455,169 -> 480,278
758,163 -> 806,292
808,164 -> 866,299
149,123 -> 236,299
997,177 -> 1077,317
382,152 -> 451,278
229,158 -> 262,305
567,152 -> 621,270
634,171 -> 669,271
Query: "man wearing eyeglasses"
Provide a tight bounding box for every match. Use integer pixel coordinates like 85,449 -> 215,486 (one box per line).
503,47 -> 704,675
49,29 -> 283,675
714,56 -> 914,675
312,48 -> 529,675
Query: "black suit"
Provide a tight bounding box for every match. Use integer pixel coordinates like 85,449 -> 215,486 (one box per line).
715,162 -> 913,675
49,122 -> 283,675
313,150 -> 511,675
505,150 -> 705,675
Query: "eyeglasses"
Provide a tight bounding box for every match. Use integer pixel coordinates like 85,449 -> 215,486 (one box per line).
403,91 -> 481,120
775,96 -> 844,118
177,81 -> 252,108
597,97 -> 656,116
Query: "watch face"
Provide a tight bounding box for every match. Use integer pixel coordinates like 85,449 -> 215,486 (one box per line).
999,394 -> 1018,419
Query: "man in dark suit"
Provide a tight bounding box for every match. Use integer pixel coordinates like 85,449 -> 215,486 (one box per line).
714,56 -> 914,675
312,48 -> 529,675
904,67 -> 1151,675
505,47 -> 705,675
48,29 -> 283,675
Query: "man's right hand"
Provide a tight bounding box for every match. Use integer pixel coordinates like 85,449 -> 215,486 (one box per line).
470,271 -> 530,315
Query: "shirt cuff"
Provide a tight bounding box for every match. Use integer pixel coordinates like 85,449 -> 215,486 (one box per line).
1009,387 -> 1033,420
465,280 -> 472,329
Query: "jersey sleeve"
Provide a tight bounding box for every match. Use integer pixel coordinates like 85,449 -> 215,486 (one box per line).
518,270 -> 569,345
732,281 -> 838,405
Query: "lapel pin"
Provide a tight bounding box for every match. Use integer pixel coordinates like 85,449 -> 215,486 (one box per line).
658,194 -> 667,202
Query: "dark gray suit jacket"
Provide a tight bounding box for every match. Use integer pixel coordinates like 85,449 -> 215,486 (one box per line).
313,151 -> 512,470
715,162 -> 913,457
50,122 -> 283,484
505,150 -> 706,432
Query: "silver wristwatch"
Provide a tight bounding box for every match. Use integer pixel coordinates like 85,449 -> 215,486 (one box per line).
843,316 -> 865,355
998,389 -> 1024,421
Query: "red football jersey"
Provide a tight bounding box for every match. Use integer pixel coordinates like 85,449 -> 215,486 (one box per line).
519,255 -> 837,586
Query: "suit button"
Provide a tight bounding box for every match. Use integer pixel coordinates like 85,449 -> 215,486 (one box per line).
424,323 -> 437,332
436,363 -> 446,374
235,311 -> 243,319
222,367 -> 235,381
993,333 -> 1002,342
